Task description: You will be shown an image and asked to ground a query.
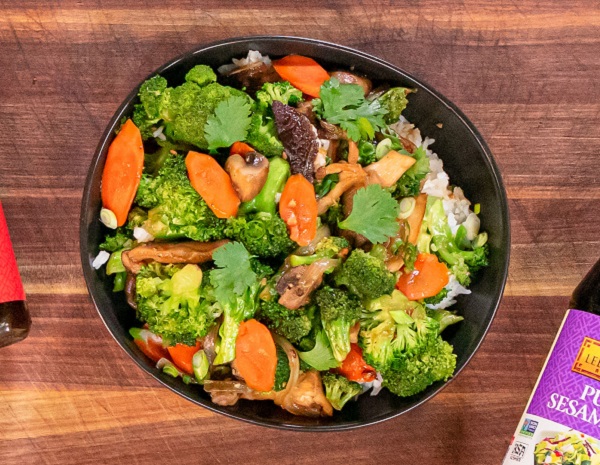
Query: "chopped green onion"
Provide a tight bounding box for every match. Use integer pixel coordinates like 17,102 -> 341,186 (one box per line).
100,208 -> 118,229
473,232 -> 488,249
112,271 -> 126,292
474,203 -> 481,215
129,327 -> 143,340
162,365 -> 180,378
397,197 -> 416,219
375,138 -> 393,159
106,250 -> 126,275
192,350 -> 209,383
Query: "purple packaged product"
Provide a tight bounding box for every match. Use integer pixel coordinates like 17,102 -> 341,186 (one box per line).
503,309 -> 600,464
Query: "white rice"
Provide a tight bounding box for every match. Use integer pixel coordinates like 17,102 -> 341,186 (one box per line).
217,50 -> 272,75
359,372 -> 384,396
392,117 -> 478,236
133,227 -> 154,243
92,250 -> 110,269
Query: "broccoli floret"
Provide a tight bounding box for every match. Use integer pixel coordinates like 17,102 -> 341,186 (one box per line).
184,65 -> 217,87
423,197 -> 489,286
139,75 -> 168,120
132,104 -> 158,139
289,236 -> 349,266
257,300 -> 313,344
225,212 -> 295,259
132,75 -> 168,139
321,203 -> 345,226
360,290 -> 457,397
255,81 -> 303,112
423,288 -> 448,306
316,286 -> 362,362
245,111 -> 285,157
378,87 -> 411,124
274,344 -> 291,391
427,308 -> 464,333
392,145 -> 430,199
334,249 -> 396,301
381,337 -> 456,397
99,228 -> 133,252
322,372 -> 362,411
133,73 -> 251,149
163,82 -> 252,149
433,236 -> 488,287
135,154 -> 227,242
135,263 -> 219,345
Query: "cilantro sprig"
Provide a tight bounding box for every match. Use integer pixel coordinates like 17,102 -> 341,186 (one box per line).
204,95 -> 252,150
338,184 -> 400,243
312,78 -> 387,141
209,241 -> 256,303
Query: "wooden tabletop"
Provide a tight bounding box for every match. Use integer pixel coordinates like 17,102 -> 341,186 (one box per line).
1,1 -> 599,463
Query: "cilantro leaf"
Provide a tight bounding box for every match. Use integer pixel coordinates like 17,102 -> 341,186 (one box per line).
204,95 -> 252,150
313,78 -> 387,141
338,184 -> 399,243
210,242 -> 256,303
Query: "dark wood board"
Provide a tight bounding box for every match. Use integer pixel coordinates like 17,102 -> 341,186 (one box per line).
0,1 -> 599,463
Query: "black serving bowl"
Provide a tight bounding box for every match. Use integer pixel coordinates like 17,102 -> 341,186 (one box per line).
80,36 -> 510,431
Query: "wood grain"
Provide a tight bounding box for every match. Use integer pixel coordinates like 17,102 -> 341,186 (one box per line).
0,0 -> 598,463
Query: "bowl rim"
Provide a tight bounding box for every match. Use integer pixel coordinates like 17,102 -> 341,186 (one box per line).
79,35 -> 511,431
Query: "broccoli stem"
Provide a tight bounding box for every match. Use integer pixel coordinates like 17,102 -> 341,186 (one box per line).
289,254 -> 320,267
323,319 -> 353,362
213,313 -> 240,366
239,157 -> 290,215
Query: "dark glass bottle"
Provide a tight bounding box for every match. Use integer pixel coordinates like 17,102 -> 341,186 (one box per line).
569,258 -> 600,314
0,201 -> 31,348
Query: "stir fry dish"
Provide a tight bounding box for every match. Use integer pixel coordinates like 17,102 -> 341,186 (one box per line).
93,51 -> 489,417
534,431 -> 600,464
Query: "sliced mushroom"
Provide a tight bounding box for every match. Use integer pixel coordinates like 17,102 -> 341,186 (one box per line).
398,135 -> 417,154
124,273 -> 137,309
330,71 -> 372,96
281,370 -> 333,417
275,265 -> 308,296
318,120 -> 347,140
296,101 -> 316,124
406,193 -> 428,245
223,61 -> 281,93
364,150 -> 417,188
277,259 -> 337,310
316,162 -> 367,216
347,140 -> 359,164
121,239 -> 229,274
225,153 -> 269,202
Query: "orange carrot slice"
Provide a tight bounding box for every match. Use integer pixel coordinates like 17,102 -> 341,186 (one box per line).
396,253 -> 450,300
235,319 -> 277,392
279,174 -> 318,246
185,151 -> 240,218
272,55 -> 330,98
230,141 -> 256,157
101,119 -> 144,227
167,341 -> 201,375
